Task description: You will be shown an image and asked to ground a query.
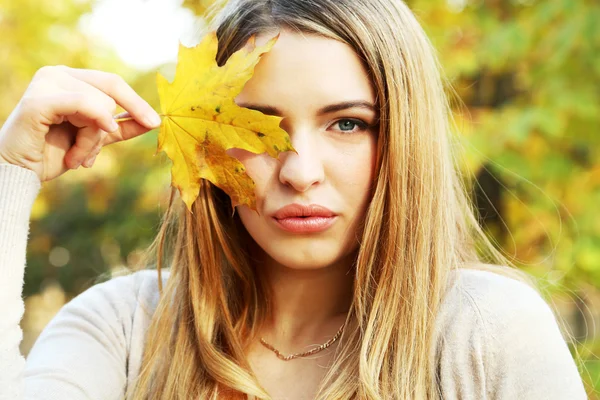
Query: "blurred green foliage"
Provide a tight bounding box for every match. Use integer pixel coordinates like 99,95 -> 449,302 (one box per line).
1,0 -> 598,396
410,0 -> 600,302
407,0 -> 600,392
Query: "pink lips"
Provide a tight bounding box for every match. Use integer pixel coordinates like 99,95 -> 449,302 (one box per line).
272,204 -> 337,233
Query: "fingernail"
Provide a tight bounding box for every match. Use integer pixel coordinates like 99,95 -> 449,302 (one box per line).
109,119 -> 119,132
87,155 -> 97,167
146,112 -> 161,128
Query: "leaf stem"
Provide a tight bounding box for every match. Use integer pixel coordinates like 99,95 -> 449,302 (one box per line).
113,114 -> 165,123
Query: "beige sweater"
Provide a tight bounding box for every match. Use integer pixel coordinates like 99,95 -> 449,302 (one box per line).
0,163 -> 588,399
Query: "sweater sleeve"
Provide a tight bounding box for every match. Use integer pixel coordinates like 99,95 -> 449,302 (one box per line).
439,269 -> 588,400
0,164 -> 42,400
0,164 -> 142,400
22,272 -> 141,400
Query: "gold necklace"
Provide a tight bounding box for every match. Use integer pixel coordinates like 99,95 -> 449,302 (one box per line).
259,322 -> 346,361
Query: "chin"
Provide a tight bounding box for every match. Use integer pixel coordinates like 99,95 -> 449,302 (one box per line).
258,241 -> 356,271
237,209 -> 360,271
271,254 -> 338,271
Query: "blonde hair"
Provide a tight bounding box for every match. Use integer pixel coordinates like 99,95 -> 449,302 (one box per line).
126,0 -> 546,398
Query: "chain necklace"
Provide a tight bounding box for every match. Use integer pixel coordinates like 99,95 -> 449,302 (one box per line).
259,322 -> 346,361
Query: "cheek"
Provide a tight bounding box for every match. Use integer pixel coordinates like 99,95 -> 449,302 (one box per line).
333,137 -> 377,203
230,149 -> 271,243
227,149 -> 276,198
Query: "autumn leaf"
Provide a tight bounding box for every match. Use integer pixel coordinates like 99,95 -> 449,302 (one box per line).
156,30 -> 295,212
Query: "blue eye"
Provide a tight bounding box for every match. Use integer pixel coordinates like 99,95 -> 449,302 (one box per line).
334,118 -> 369,133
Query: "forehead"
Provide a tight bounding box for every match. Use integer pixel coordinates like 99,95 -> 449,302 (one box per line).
236,29 -> 375,107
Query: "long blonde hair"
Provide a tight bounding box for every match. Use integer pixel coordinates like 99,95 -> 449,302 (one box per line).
126,0 -> 543,398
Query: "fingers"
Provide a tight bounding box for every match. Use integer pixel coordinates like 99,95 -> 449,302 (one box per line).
58,66 -> 161,129
78,111 -> 157,169
65,117 -> 151,170
82,149 -> 101,168
38,67 -> 160,169
104,112 -> 152,146
31,66 -> 162,172
64,125 -> 107,169
33,90 -> 119,135
37,66 -> 161,141
56,67 -> 160,148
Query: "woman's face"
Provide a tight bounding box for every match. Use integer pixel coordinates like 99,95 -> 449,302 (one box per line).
231,29 -> 379,270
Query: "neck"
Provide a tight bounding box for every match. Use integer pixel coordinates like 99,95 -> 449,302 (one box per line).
255,252 -> 355,349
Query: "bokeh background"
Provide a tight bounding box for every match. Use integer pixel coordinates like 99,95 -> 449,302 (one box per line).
2,0 -> 599,396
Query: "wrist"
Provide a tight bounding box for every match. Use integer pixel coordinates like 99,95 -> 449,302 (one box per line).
0,151 -> 15,165
0,153 -> 28,171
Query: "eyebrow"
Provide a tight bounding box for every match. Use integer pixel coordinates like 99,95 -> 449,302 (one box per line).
236,100 -> 378,117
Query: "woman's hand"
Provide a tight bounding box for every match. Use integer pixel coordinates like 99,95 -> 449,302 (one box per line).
0,65 -> 161,182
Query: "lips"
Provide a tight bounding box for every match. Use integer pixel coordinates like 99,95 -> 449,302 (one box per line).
272,204 -> 337,233
273,204 -> 335,219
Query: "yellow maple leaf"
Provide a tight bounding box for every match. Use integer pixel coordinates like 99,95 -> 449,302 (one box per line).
156,30 -> 295,212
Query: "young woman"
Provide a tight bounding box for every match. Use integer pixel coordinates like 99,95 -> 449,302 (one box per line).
0,0 -> 587,399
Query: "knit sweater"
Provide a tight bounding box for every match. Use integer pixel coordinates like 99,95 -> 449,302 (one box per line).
0,163 -> 588,400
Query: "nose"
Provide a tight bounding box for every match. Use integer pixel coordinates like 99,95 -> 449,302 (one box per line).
278,129 -> 325,192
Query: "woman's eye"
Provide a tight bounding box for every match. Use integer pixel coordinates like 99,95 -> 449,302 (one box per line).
333,118 -> 369,133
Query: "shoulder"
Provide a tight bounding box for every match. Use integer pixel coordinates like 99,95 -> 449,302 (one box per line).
32,268 -> 171,344
433,267 -> 587,399
68,268 -> 170,312
29,268 -> 171,361
434,266 -> 551,363
440,267 -> 550,324
24,269 -> 171,399
75,268 -> 172,326
435,267 -> 554,349
97,268 -> 171,301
